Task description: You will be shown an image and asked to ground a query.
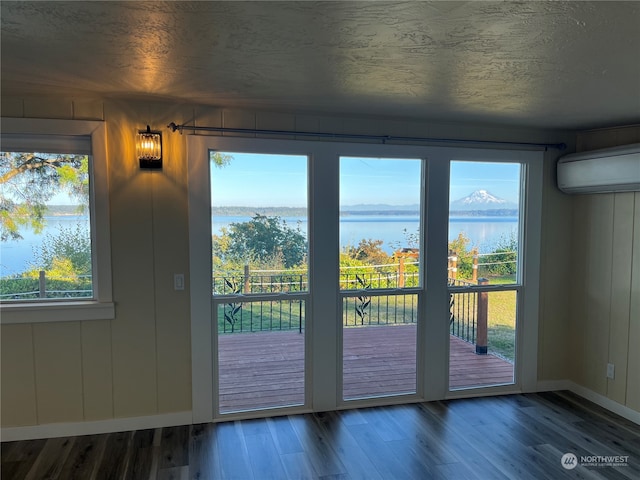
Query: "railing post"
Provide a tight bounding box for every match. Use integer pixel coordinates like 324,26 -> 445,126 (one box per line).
39,270 -> 46,298
243,265 -> 250,294
472,248 -> 478,283
398,257 -> 405,288
448,250 -> 458,280
476,278 -> 489,354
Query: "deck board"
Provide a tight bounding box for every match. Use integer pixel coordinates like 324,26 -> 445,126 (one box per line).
218,325 -> 513,413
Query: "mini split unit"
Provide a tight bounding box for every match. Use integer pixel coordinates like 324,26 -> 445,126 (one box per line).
557,143 -> 640,194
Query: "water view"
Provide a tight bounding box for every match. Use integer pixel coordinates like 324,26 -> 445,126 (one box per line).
1,214 -> 518,276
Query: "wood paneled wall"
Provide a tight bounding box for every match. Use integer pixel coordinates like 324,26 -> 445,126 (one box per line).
571,125 -> 640,411
1,96 -> 574,428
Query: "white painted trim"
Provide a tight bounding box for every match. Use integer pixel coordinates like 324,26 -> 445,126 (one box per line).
536,379 -> 571,392
0,411 -> 192,442
423,155 -> 450,401
446,385 -> 523,400
519,157 -> 544,392
536,380 -> 640,426
0,301 -> 114,323
187,136 -> 215,423
187,136 -> 545,420
0,117 -> 114,323
568,381 -> 640,425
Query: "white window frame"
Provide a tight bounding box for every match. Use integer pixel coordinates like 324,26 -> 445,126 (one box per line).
188,135 -> 543,422
0,118 -> 114,323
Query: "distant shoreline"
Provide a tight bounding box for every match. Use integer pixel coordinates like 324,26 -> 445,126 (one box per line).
44,205 -> 86,216
45,204 -> 518,218
210,206 -> 518,217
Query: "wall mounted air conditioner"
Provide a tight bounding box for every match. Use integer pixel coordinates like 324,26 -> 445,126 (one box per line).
557,143 -> 640,194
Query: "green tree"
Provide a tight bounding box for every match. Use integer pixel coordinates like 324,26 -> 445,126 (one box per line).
484,231 -> 518,277
26,224 -> 92,279
342,239 -> 390,266
211,152 -> 233,169
448,232 -> 474,279
0,152 -> 88,240
213,214 -> 307,269
389,228 -> 420,251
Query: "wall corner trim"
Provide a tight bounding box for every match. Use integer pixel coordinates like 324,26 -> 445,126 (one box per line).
0,411 -> 192,442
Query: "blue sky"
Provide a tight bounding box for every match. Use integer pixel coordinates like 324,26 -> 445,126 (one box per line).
211,153 -> 521,207
211,152 -> 308,207
449,161 -> 521,203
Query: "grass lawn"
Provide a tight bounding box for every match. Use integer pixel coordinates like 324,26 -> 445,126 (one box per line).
486,289 -> 516,362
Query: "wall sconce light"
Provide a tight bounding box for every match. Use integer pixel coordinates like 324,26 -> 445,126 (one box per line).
136,125 -> 162,169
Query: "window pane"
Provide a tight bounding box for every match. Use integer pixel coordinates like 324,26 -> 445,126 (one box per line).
339,157 -> 422,291
210,152 -> 308,295
210,151 -> 308,414
217,300 -> 305,412
343,294 -> 417,399
217,298 -> 305,334
449,290 -> 516,389
0,152 -> 93,300
448,161 -> 521,285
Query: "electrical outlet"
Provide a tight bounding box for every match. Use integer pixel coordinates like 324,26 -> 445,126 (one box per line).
607,363 -> 615,379
174,273 -> 185,291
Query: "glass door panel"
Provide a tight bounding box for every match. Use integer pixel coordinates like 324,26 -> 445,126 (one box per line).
448,161 -> 521,390
339,157 -> 423,400
449,290 -> 517,389
211,152 -> 308,413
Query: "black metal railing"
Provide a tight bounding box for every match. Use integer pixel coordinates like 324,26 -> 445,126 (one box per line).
343,293 -> 418,327
448,277 -> 478,344
212,266 -> 483,347
217,298 -> 305,334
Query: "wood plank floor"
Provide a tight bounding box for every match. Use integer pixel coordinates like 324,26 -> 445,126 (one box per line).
219,326 -> 513,412
2,391 -> 639,479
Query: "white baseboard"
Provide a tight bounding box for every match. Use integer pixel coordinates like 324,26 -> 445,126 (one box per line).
1,410 -> 192,442
537,379 -> 640,425
3,381 -> 639,441
536,379 -> 571,392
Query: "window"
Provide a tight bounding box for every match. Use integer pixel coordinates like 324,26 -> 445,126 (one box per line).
0,118 -> 113,323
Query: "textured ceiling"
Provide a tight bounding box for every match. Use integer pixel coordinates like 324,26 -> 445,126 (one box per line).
1,1 -> 639,130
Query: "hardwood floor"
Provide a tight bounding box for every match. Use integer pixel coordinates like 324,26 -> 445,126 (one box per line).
219,326 -> 514,412
2,391 -> 639,479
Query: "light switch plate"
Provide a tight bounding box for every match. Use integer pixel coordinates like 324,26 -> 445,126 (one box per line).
607,363 -> 615,379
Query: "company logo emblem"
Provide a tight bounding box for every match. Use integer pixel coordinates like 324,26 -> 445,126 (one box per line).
561,453 -> 578,470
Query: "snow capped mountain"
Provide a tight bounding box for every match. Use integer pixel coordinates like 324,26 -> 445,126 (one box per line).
450,190 -> 517,211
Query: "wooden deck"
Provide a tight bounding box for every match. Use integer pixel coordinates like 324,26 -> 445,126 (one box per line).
218,324 -> 513,413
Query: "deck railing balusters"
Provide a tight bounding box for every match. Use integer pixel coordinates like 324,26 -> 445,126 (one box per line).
211,269 -> 481,348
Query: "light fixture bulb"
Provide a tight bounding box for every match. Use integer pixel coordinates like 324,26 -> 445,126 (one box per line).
136,125 -> 162,169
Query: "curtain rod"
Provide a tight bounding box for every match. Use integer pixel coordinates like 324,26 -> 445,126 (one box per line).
167,122 -> 567,150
